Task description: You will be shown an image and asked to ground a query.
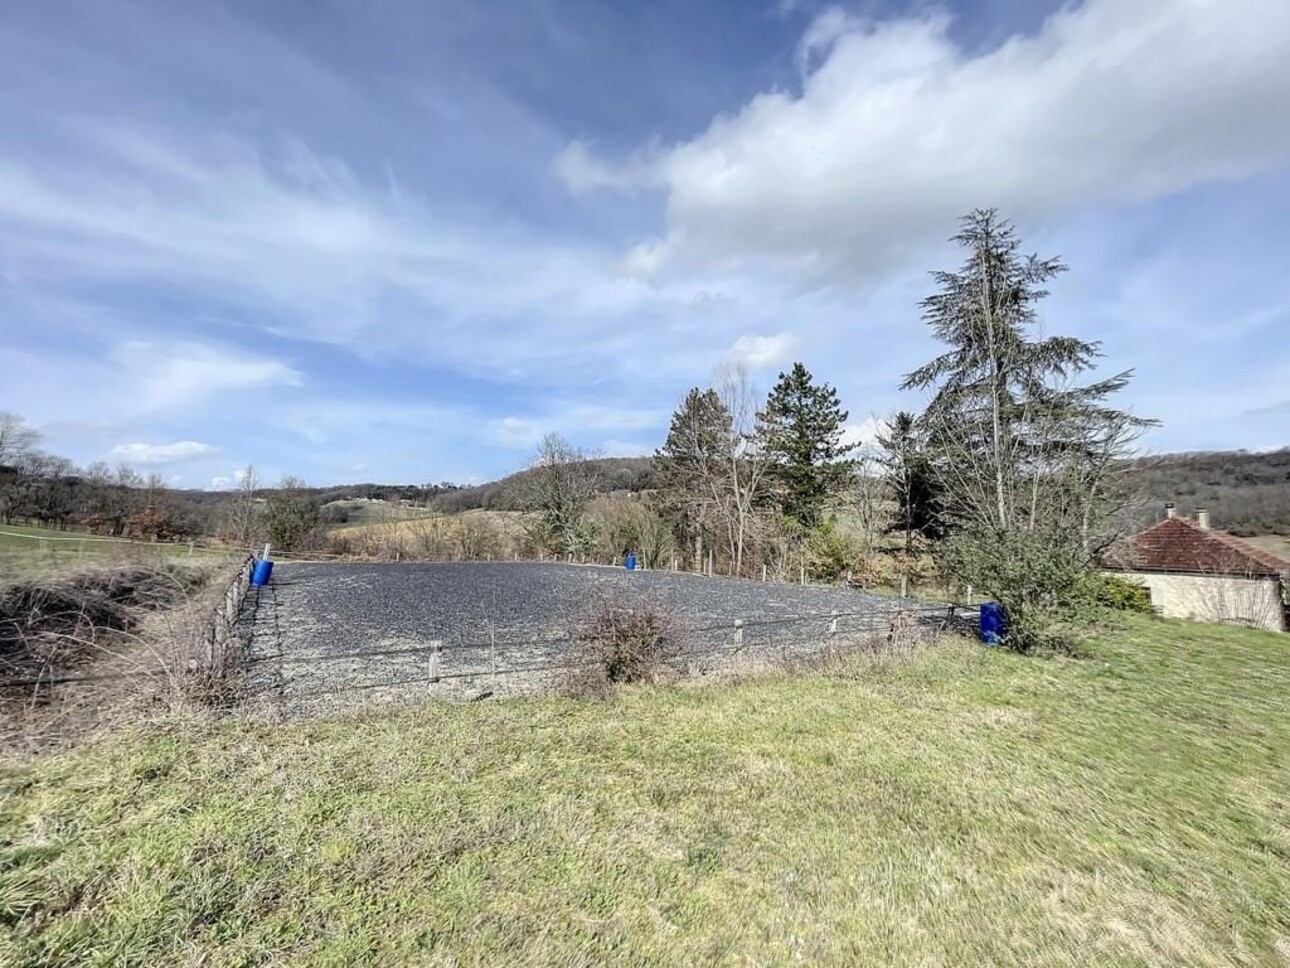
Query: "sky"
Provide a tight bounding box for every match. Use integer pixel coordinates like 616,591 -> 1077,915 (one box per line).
2,0 -> 1288,489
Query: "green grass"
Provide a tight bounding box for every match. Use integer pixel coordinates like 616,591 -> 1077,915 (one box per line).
0,524 -> 231,581
3,616 -> 1289,966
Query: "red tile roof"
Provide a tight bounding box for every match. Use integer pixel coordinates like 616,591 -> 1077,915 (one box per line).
1109,518 -> 1289,578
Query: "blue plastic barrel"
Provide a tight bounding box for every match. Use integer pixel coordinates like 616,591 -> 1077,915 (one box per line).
250,559 -> 274,586
625,553 -> 637,571
980,602 -> 1006,645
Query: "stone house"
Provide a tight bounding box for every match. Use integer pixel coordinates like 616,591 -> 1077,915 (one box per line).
1106,505 -> 1289,632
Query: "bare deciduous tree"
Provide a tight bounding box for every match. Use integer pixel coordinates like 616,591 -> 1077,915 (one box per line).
714,362 -> 772,576
522,433 -> 601,556
224,465 -> 262,549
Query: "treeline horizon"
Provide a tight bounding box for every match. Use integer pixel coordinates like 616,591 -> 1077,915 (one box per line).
2,423 -> 1286,540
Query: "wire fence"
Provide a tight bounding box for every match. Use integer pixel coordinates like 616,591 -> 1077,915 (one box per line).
2,554 -> 982,721
238,590 -> 975,714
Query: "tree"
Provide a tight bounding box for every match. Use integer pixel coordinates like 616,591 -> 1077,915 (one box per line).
876,411 -> 943,553
655,388 -> 731,571
756,362 -> 851,529
904,209 -> 1155,648
522,433 -> 600,556
225,465 -> 263,548
265,475 -> 319,552
0,412 -> 41,524
713,363 -> 772,575
0,412 -> 39,467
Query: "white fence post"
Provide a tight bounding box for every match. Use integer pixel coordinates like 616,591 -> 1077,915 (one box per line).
733,619 -> 743,652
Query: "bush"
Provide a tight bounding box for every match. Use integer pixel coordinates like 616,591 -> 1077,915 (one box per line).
571,594 -> 679,694
943,526 -> 1092,653
1081,573 -> 1155,614
806,519 -> 860,582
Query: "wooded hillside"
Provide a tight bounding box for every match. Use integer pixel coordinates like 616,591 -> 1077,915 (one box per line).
1128,448 -> 1290,535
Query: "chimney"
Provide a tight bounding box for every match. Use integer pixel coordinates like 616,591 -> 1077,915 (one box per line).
1165,502 -> 1176,520
1196,508 -> 1210,530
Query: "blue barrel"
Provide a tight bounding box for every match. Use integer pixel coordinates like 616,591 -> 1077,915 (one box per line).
980,602 -> 1006,645
250,558 -> 274,586
625,553 -> 637,571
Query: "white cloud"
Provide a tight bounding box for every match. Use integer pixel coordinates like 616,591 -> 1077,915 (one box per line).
840,416 -> 885,453
110,440 -> 219,464
567,0 -> 1290,283
600,439 -> 650,458
727,332 -> 797,369
487,406 -> 665,451
488,416 -> 542,450
111,341 -> 303,412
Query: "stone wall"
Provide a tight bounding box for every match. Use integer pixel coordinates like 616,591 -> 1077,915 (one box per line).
1112,571 -> 1286,632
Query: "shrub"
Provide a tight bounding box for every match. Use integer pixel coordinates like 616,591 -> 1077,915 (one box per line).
571,594 -> 679,693
806,519 -> 860,582
1080,573 -> 1155,614
943,526 -> 1092,653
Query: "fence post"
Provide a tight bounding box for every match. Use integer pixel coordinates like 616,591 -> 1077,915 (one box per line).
966,584 -> 974,605
428,640 -> 443,692
799,564 -> 806,586
762,564 -> 767,582
733,619 -> 743,652
900,574 -> 908,599
829,609 -> 839,638
707,549 -> 714,577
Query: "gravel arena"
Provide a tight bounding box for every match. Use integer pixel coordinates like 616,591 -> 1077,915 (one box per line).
243,562 -> 961,716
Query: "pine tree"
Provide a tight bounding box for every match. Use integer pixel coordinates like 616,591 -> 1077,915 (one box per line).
903,209 -> 1155,649
876,411 -> 942,552
655,388 -> 733,570
902,208 -> 1152,538
756,363 -> 851,528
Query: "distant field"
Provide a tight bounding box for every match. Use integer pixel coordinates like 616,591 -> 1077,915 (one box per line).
1245,534 -> 1290,563
0,524 -> 234,580
322,499 -> 436,528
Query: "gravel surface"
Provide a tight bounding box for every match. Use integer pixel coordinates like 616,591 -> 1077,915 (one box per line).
242,561 -> 958,716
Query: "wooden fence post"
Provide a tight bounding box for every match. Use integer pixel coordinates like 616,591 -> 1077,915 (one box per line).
428,640 -> 443,693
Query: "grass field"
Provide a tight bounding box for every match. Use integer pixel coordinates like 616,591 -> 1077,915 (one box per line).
3,614 -> 1289,966
322,499 -> 438,529
0,524 -> 236,582
1245,534 -> 1290,564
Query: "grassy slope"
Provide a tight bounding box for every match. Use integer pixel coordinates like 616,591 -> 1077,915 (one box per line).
2,617 -> 1289,966
1245,534 -> 1290,563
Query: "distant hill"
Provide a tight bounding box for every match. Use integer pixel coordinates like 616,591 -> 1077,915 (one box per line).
286,448 -> 1290,535
1125,448 -> 1290,536
433,457 -> 656,513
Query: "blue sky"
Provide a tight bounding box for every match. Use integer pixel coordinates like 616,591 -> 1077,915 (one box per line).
2,0 -> 1288,488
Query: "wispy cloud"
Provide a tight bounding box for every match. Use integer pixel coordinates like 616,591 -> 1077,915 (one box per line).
110,440 -> 219,464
